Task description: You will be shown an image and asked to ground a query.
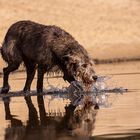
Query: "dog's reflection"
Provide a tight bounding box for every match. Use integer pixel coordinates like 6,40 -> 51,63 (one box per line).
3,95 -> 97,140
3,97 -> 23,126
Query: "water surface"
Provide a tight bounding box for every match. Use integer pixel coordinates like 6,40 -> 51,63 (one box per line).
0,61 -> 140,140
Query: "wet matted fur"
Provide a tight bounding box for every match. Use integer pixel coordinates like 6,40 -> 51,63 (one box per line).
0,20 -> 97,94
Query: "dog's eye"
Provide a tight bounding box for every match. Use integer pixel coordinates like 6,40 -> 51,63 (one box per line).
82,64 -> 87,68
72,63 -> 77,71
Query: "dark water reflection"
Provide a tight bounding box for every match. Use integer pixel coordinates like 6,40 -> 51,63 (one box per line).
2,95 -> 97,140
1,62 -> 140,140
2,95 -> 140,140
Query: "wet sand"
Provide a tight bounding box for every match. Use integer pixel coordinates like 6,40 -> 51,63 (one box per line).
0,61 -> 140,140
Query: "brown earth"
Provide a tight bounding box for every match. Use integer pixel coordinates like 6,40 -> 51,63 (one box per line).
0,0 -> 140,69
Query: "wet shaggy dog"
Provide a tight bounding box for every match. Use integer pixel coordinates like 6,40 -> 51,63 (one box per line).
0,20 -> 97,94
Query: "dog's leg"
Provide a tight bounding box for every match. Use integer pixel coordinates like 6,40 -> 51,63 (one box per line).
23,63 -> 36,93
1,63 -> 20,94
37,65 -> 48,93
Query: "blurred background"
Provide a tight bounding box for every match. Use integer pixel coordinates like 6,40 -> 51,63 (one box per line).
0,0 -> 140,67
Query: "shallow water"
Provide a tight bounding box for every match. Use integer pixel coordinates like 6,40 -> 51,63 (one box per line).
0,61 -> 140,140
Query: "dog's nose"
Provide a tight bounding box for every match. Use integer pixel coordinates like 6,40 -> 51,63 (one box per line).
92,75 -> 98,81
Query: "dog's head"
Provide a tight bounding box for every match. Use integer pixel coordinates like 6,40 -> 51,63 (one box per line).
63,54 -> 97,87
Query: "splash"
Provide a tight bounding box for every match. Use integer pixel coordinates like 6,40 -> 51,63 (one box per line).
45,75 -> 127,108
0,75 -> 127,109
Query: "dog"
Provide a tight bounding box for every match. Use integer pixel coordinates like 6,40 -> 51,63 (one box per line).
0,20 -> 97,94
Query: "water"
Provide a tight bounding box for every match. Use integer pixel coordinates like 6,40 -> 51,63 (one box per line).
0,61 -> 140,140
0,75 -> 127,108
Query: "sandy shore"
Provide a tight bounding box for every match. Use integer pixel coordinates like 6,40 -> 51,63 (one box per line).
0,0 -> 140,67
0,0 -> 140,79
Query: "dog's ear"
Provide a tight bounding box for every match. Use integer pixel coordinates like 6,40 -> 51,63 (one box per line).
62,55 -> 70,62
62,55 -> 81,65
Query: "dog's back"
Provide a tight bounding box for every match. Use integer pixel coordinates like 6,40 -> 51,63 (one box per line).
1,20 -> 86,67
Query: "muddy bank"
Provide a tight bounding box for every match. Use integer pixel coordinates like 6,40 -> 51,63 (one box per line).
94,57 -> 140,64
